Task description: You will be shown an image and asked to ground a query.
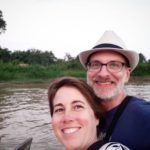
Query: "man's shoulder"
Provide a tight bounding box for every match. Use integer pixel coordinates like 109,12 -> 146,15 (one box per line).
129,96 -> 150,108
127,96 -> 150,118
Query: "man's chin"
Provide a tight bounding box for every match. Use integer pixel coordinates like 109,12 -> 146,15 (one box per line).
96,95 -> 114,101
94,89 -> 118,101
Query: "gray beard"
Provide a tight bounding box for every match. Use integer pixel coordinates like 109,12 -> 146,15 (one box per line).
87,77 -> 124,101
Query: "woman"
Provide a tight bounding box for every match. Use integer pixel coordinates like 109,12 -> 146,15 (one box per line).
48,77 -> 129,150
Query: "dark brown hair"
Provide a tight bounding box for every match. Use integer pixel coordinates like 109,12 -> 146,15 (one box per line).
48,76 -> 101,118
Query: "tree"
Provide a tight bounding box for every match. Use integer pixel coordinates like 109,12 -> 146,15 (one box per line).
64,53 -> 74,61
0,47 -> 11,62
11,49 -> 57,65
139,53 -> 147,63
0,10 -> 7,34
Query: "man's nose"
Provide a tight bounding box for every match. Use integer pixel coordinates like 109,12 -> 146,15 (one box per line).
97,65 -> 110,76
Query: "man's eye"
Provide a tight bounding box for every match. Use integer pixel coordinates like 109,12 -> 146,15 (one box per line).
91,62 -> 99,67
110,63 -> 120,68
110,63 -> 117,67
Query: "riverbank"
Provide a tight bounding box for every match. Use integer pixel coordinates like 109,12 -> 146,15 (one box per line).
0,76 -> 150,86
1,61 -> 150,82
129,76 -> 150,84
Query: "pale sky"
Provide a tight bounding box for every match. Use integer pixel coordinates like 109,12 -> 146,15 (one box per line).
0,0 -> 150,59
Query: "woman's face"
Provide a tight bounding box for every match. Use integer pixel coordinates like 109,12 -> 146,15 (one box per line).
52,86 -> 99,150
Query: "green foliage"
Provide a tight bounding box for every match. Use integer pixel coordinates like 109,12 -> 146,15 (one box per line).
0,61 -> 86,81
139,53 -> 147,63
0,48 -> 11,62
11,49 -> 57,65
0,10 -> 6,34
0,47 -> 150,81
132,62 -> 150,76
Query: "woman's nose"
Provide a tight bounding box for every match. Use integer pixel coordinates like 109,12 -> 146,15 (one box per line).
62,111 -> 74,123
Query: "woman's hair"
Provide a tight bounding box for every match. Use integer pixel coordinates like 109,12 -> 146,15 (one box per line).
48,76 -> 101,118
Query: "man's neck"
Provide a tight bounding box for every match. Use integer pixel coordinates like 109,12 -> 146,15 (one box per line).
100,92 -> 127,111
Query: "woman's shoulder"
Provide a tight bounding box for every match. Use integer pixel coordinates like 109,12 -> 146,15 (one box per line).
98,142 -> 130,150
87,141 -> 130,150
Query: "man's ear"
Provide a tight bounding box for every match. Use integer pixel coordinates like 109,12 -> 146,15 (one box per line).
125,67 -> 131,83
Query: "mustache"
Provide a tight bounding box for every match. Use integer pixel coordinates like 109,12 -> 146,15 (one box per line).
93,77 -> 113,83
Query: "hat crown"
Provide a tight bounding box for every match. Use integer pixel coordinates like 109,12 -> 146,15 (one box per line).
94,30 -> 127,49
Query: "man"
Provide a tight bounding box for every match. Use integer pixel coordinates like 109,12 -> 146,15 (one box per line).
79,30 -> 150,150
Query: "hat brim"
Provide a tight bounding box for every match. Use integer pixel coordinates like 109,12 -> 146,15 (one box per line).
79,48 -> 139,71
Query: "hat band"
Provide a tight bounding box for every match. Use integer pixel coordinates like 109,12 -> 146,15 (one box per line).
93,43 -> 123,49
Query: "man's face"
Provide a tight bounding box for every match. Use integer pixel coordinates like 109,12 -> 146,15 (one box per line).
87,51 -> 131,101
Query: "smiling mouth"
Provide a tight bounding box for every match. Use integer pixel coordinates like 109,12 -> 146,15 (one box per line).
95,81 -> 114,85
62,127 -> 80,134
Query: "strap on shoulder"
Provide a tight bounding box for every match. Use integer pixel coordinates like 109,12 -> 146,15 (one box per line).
103,96 -> 132,141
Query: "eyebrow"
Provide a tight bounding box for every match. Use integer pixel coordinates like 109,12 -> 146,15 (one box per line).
53,103 -> 63,108
72,100 -> 85,105
53,100 -> 85,108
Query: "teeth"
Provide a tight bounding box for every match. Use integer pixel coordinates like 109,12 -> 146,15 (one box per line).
96,81 -> 111,84
62,128 -> 79,134
99,82 -> 110,84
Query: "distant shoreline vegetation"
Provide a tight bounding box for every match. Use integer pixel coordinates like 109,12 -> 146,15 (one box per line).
0,60 -> 86,81
0,48 -> 150,82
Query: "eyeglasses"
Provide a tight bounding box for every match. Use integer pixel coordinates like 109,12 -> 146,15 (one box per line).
86,61 -> 127,73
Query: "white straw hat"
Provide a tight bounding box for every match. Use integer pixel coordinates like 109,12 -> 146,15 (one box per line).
79,30 -> 139,71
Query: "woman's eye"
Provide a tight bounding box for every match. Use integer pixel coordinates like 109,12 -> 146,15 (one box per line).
54,108 -> 64,113
74,105 -> 84,110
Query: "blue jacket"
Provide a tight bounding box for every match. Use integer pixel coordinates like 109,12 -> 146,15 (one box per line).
99,96 -> 150,150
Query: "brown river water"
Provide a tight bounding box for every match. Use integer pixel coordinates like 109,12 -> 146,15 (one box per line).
0,81 -> 150,150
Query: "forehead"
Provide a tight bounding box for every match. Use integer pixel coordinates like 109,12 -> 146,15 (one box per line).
89,50 -> 126,62
53,86 -> 88,105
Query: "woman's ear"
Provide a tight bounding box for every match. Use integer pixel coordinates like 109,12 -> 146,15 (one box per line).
96,118 -> 100,126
